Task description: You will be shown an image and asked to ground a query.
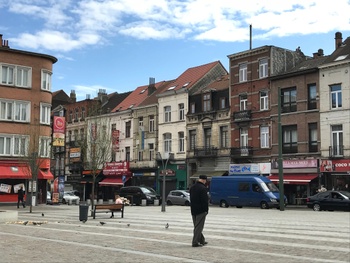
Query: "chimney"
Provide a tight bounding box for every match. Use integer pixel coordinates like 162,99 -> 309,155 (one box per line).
335,32 -> 343,49
70,90 -> 76,103
98,89 -> 108,104
313,49 -> 324,58
148,77 -> 156,96
0,34 -> 9,48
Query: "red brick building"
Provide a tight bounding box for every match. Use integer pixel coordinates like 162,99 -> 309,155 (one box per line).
0,34 -> 57,203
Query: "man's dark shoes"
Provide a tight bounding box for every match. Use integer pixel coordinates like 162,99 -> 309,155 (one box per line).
192,243 -> 203,247
201,241 -> 208,246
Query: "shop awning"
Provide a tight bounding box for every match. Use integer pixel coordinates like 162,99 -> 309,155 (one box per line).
0,165 -> 30,179
38,170 -> 54,180
99,177 -> 123,186
99,176 -> 130,186
268,174 -> 318,185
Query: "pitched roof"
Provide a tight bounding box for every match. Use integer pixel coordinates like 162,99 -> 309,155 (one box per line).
137,80 -> 175,108
161,61 -> 225,93
111,81 -> 167,112
102,91 -> 132,113
323,36 -> 350,64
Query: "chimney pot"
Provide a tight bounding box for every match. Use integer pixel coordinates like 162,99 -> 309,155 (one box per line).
335,32 -> 343,49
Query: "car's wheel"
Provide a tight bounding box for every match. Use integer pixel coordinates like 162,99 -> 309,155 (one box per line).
184,200 -> 190,206
313,203 -> 321,211
236,206 -> 243,208
62,199 -> 66,204
167,200 -> 172,205
220,200 -> 229,208
260,201 -> 269,209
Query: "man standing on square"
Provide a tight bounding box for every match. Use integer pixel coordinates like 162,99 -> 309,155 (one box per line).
17,186 -> 26,208
190,175 -> 209,247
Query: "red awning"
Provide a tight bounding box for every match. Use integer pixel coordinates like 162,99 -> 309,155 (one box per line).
99,176 -> 131,186
38,170 -> 54,180
99,177 -> 124,186
268,174 -> 318,185
0,165 -> 31,179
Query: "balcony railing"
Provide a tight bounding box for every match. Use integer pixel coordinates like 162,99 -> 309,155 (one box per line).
329,145 -> 344,158
230,146 -> 253,158
233,110 -> 251,122
194,147 -> 218,157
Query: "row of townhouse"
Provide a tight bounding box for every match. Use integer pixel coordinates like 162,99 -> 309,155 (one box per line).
57,32 -> 350,205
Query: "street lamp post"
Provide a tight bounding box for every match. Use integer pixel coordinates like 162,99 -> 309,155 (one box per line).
157,152 -> 173,212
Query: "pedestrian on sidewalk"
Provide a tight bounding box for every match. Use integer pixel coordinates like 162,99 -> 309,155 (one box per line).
190,175 -> 209,247
17,186 -> 26,208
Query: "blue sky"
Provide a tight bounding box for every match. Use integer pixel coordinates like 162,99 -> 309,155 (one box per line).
1,0 -> 350,101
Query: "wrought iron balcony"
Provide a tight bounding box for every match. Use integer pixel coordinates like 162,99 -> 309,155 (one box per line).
230,146 -> 253,158
233,110 -> 251,122
194,147 -> 218,157
329,145 -> 344,158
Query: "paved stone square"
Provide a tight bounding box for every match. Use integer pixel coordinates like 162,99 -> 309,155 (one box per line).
0,204 -> 349,263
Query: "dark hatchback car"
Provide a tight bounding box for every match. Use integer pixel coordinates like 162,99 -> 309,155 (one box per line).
119,186 -> 159,205
306,190 -> 350,211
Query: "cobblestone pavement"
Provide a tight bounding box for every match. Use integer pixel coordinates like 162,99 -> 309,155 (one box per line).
0,204 -> 349,263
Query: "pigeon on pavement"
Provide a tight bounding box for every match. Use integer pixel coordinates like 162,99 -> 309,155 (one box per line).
100,222 -> 106,225
23,221 -> 29,225
42,213 -> 44,217
165,223 -> 169,229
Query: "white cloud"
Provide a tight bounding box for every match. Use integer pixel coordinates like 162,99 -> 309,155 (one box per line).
3,0 -> 350,52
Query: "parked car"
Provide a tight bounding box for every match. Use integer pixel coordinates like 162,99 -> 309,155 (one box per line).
119,186 -> 159,205
65,190 -> 80,197
306,190 -> 350,211
167,190 -> 190,206
62,192 -> 80,204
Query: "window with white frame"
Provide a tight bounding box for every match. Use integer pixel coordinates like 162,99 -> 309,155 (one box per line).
14,136 -> 27,156
179,103 -> 185,120
204,128 -> 211,148
163,133 -> 172,152
0,100 -> 12,120
0,100 -> 30,122
260,126 -> 269,148
149,115 -> 154,132
331,125 -> 343,156
39,137 -> 51,157
178,132 -> 184,152
220,97 -> 226,109
41,70 -> 52,91
330,84 -> 342,109
40,103 -> 51,124
259,58 -> 268,78
240,128 -> 248,148
220,126 -> 228,148
164,106 -> 171,122
203,93 -> 211,111
1,64 -> 14,85
260,91 -> 268,111
190,103 -> 195,114
16,66 -> 31,87
0,134 -> 28,156
240,94 -> 247,111
239,63 -> 247,82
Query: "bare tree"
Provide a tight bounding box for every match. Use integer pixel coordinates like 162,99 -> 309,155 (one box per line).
85,115 -> 112,213
20,123 -> 50,213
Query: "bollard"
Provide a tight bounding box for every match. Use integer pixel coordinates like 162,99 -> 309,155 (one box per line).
108,199 -> 113,204
154,199 -> 159,206
68,199 -> 72,205
141,199 -> 147,206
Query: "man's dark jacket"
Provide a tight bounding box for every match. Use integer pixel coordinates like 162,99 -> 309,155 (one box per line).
190,181 -> 209,216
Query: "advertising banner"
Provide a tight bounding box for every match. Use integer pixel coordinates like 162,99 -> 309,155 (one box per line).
320,159 -> 350,172
103,161 -> 129,176
112,130 -> 120,152
0,183 -> 12,193
53,116 -> 65,146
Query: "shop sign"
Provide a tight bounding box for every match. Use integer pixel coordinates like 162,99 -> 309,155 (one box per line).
103,161 -> 129,176
160,169 -> 175,176
272,159 -> 317,169
229,164 -> 260,174
320,159 -> 350,172
0,183 -> 12,193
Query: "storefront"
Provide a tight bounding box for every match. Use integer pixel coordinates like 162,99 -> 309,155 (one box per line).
320,159 -> 350,191
98,162 -> 131,200
269,159 -> 319,205
0,160 -> 53,203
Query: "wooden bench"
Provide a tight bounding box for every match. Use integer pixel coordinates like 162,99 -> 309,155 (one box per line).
93,203 -> 124,219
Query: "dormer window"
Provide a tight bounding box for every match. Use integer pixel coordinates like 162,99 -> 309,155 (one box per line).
203,93 -> 211,112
